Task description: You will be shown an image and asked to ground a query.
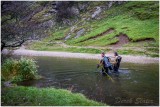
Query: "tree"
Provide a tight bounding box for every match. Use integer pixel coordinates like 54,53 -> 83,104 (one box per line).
1,1 -> 48,51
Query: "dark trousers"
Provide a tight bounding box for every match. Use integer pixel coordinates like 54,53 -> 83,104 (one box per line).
102,67 -> 109,75
114,63 -> 120,72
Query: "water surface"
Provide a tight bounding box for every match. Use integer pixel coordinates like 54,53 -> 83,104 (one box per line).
18,56 -> 159,106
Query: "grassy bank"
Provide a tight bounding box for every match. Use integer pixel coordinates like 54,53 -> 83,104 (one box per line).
26,1 -> 158,57
27,40 -> 158,57
1,86 -> 106,106
47,1 -> 159,45
1,57 -> 106,106
27,41 -> 107,54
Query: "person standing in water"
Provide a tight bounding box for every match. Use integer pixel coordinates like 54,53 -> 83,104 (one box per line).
97,52 -> 113,75
112,52 -> 122,72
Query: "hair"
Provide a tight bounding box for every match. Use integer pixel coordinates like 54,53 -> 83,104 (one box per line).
114,52 -> 118,56
101,52 -> 105,55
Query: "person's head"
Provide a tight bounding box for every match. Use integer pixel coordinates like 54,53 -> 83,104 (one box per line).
114,52 -> 118,56
101,52 -> 105,57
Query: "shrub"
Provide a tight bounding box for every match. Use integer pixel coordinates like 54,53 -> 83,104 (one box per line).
1,57 -> 39,82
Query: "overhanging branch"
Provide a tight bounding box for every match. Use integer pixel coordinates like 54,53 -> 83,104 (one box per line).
1,39 -> 30,51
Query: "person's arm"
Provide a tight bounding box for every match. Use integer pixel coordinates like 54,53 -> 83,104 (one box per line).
115,56 -> 118,64
109,57 -> 116,64
97,59 -> 103,68
108,57 -> 113,63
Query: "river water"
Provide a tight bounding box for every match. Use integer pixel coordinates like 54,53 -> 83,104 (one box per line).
17,56 -> 159,106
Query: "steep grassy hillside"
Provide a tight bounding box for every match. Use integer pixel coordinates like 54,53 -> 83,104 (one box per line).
28,1 -> 159,57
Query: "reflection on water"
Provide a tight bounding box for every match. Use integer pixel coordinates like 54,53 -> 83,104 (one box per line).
17,56 -> 159,106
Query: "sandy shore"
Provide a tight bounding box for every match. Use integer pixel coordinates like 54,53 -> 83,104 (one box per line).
2,49 -> 159,64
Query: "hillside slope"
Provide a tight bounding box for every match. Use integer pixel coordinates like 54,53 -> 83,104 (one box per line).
27,1 -> 159,57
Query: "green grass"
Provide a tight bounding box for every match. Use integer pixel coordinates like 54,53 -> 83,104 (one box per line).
28,42 -> 103,54
67,15 -> 158,45
64,1 -> 158,46
117,49 -> 145,56
31,7 -> 53,23
27,1 -> 159,57
124,1 -> 158,20
44,28 -> 70,41
122,41 -> 159,57
117,49 -> 159,57
75,32 -> 119,46
1,86 -> 106,106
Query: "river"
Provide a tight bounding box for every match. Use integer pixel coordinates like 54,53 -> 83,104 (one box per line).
17,56 -> 159,106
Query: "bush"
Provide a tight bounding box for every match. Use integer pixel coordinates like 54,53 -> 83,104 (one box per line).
1,57 -> 39,82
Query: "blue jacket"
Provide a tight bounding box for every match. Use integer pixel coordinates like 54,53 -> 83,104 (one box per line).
102,56 -> 112,67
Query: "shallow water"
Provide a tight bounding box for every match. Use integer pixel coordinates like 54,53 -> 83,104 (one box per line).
17,56 -> 159,106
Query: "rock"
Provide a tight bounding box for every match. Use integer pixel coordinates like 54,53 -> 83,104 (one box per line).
101,6 -> 107,10
47,20 -> 55,28
3,81 -> 16,87
106,1 -> 126,9
62,19 -> 72,25
117,1 -> 125,5
108,1 -> 115,9
82,22 -> 86,26
74,28 -> 85,38
65,33 -> 71,41
43,13 -> 51,17
78,3 -> 88,11
91,6 -> 102,19
39,20 -> 55,28
82,18 -> 86,20
48,9 -> 57,13
87,18 -> 90,21
70,26 -> 77,32
31,33 -> 37,39
71,6 -> 79,16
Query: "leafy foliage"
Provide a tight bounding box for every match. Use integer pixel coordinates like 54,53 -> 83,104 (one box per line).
2,58 -> 39,82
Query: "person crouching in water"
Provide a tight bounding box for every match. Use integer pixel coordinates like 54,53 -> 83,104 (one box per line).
97,52 -> 113,75
113,52 -> 122,72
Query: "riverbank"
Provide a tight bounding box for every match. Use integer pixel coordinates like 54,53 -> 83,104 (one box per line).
2,49 -> 159,64
1,86 -> 105,106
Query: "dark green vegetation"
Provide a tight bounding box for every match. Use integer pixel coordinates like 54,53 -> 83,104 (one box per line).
1,57 -> 106,106
1,58 -> 39,82
1,86 -> 106,106
28,1 -> 159,57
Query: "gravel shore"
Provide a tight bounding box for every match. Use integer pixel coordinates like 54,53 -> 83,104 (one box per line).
2,49 -> 159,64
